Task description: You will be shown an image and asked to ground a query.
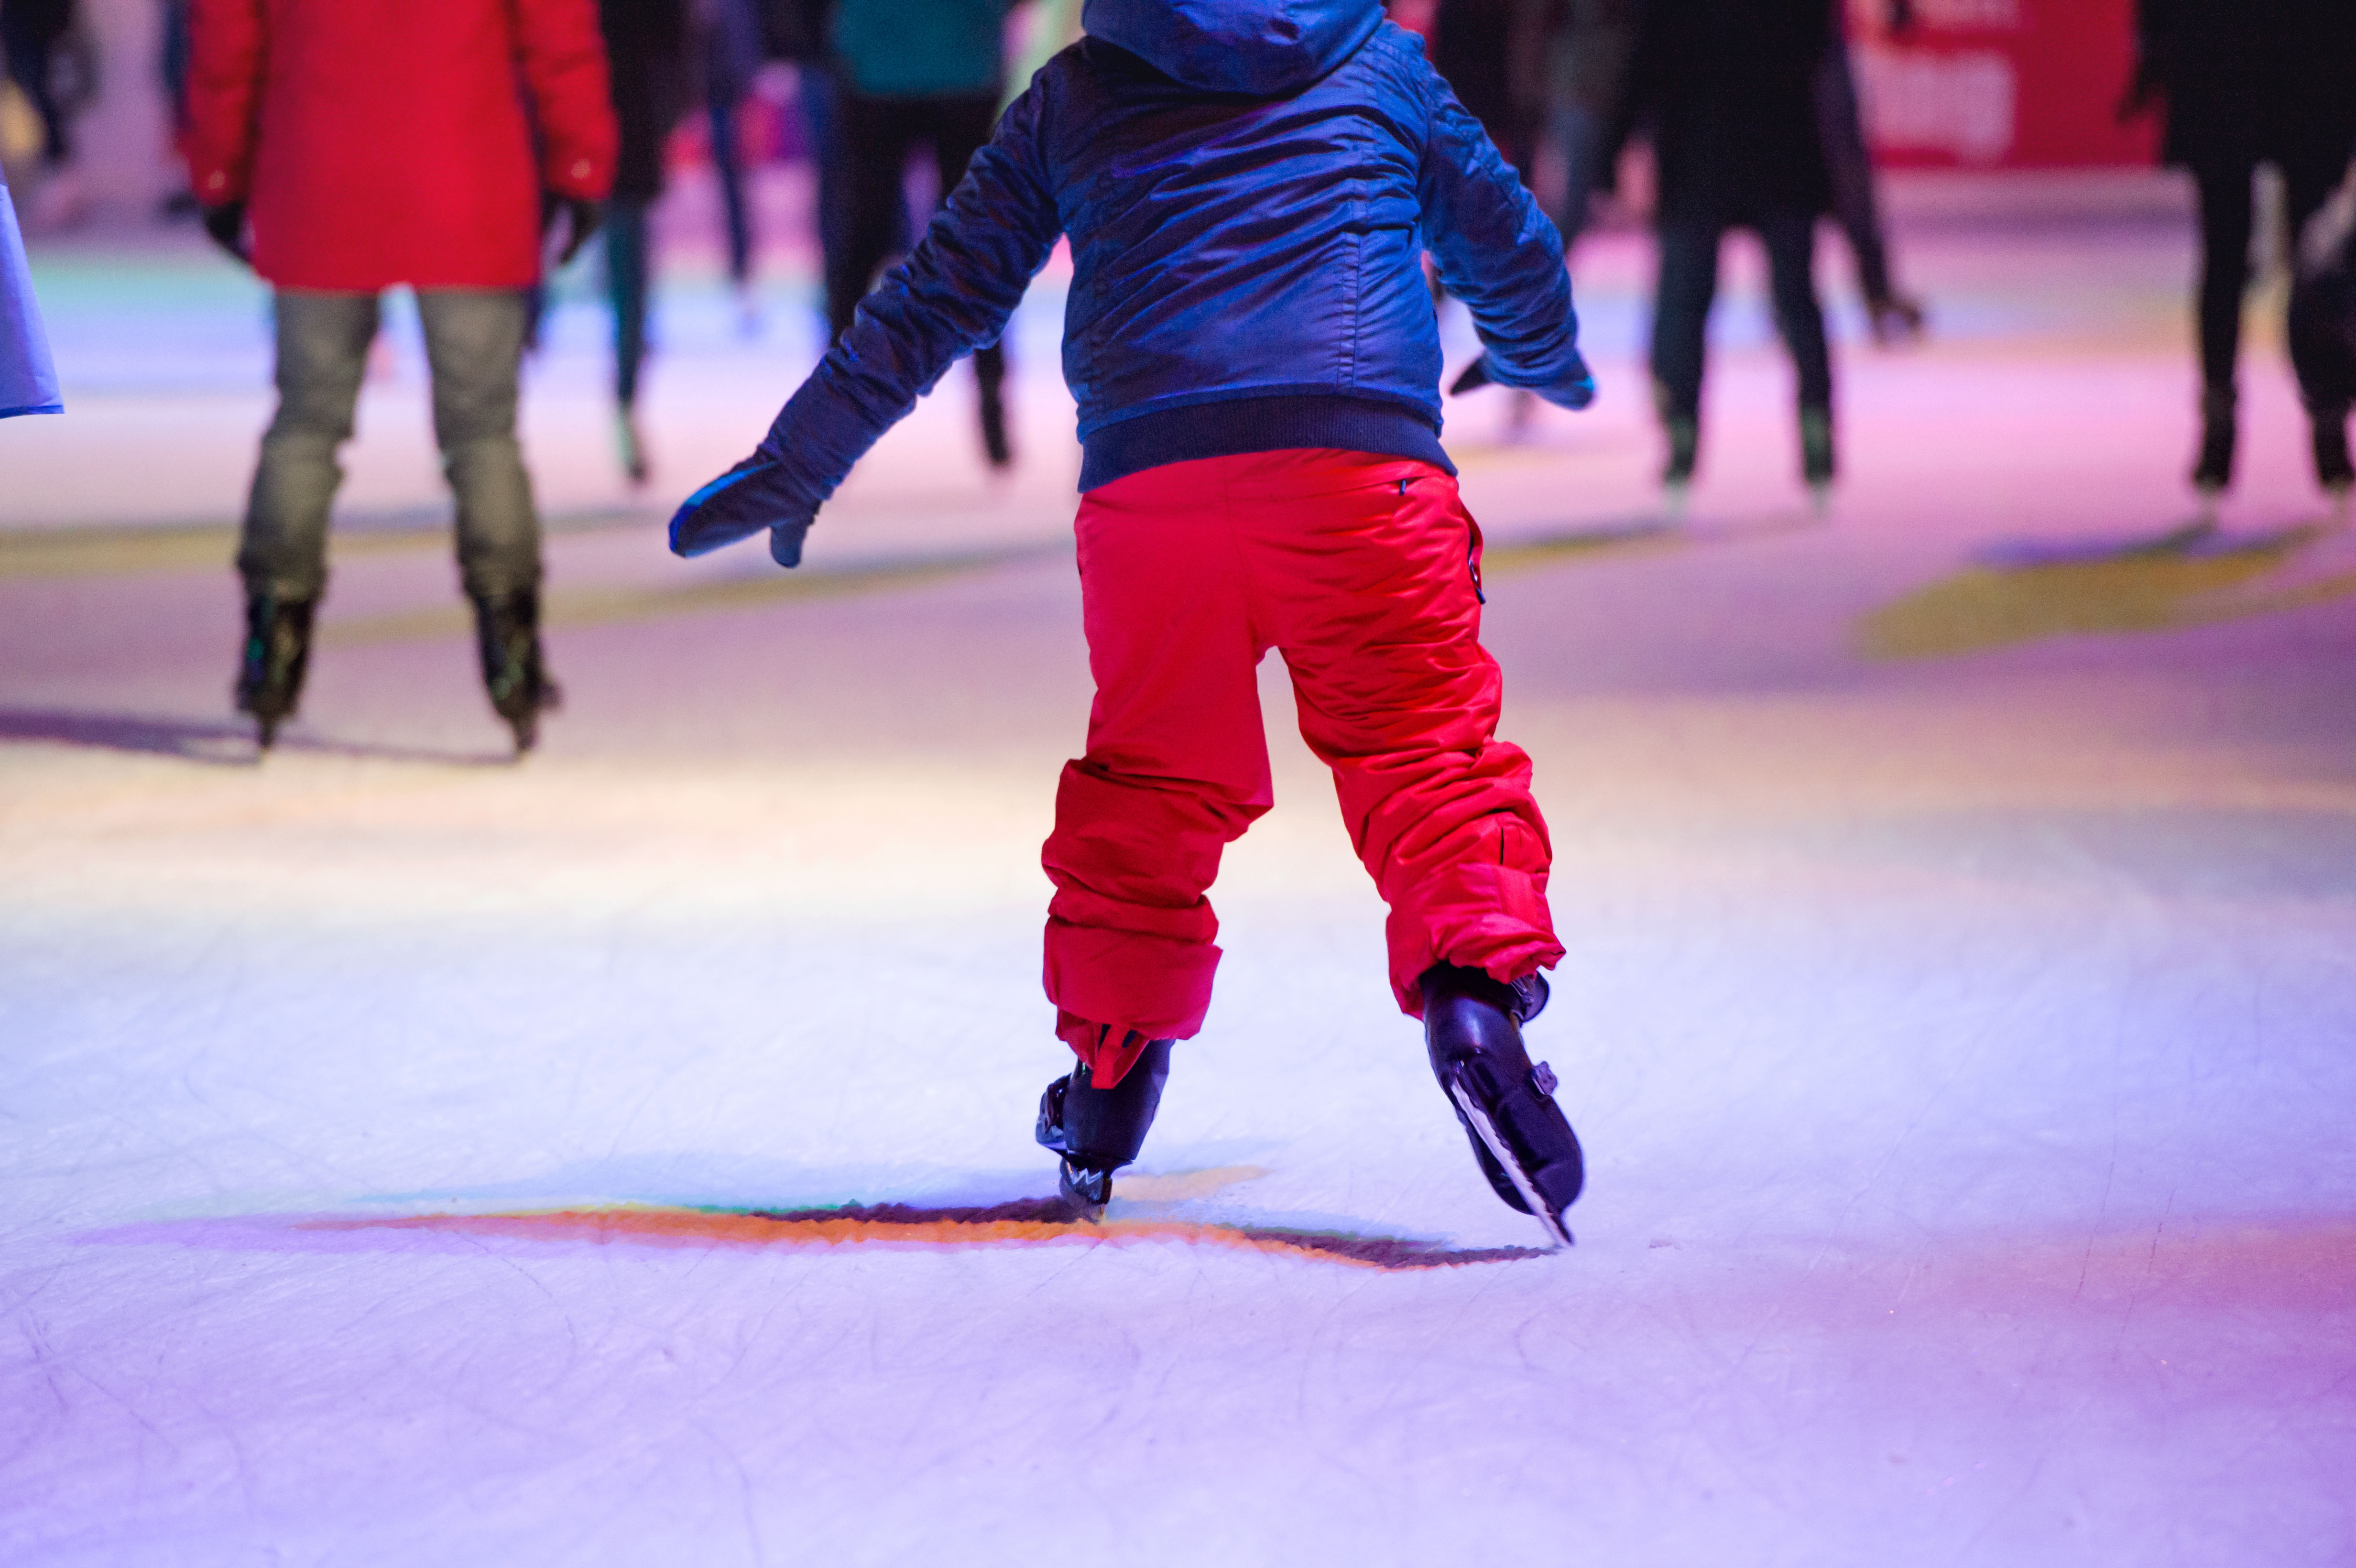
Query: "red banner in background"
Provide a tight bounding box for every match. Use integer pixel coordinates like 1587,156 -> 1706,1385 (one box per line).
1850,0 -> 2159,168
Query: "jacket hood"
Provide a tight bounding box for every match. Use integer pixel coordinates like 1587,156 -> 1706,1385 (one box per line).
1081,0 -> 1386,94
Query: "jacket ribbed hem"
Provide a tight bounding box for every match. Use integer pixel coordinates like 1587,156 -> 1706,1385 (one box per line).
1079,395 -> 1455,492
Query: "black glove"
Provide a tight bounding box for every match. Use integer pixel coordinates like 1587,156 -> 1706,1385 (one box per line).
542,194 -> 603,268
201,200 -> 250,266
1448,357 -> 1493,395
669,449 -> 818,567
1450,351 -> 1597,410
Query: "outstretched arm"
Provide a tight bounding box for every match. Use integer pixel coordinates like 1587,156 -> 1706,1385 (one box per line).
1416,65 -> 1592,406
672,86 -> 1064,565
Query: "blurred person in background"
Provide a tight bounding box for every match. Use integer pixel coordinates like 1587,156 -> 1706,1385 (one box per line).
2126,0 -> 2356,506
0,154 -> 61,416
825,0 -> 1026,469
186,0 -> 616,754
1,0 -> 89,227
699,0 -> 765,335
600,0 -> 691,485
155,0 -> 199,217
753,0 -> 879,338
1617,0 -> 1835,507
1425,0 -> 1560,431
1427,0 -> 1551,176
1541,0 -> 1634,250
1816,0 -> 1923,344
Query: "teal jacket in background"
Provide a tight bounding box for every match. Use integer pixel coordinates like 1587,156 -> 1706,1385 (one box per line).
832,0 -> 1011,98
0,163 -> 62,418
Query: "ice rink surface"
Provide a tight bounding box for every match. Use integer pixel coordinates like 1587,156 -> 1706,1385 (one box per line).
2,173 -> 2353,1564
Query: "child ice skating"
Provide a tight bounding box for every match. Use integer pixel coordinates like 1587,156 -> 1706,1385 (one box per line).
670,0 -> 1595,1242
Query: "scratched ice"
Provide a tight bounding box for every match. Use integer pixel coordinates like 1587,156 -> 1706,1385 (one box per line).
2,174 -> 2353,1564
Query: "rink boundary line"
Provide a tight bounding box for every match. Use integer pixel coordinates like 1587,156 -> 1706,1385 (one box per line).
321,540 -> 1077,643
0,507 -> 667,579
1861,518 -> 2356,660
92,1202 -> 1555,1272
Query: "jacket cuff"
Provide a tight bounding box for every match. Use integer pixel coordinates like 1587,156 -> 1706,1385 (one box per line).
190,162 -> 246,205
543,152 -> 611,200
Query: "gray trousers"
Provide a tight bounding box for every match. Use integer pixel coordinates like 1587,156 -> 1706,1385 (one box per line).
239,288 -> 542,603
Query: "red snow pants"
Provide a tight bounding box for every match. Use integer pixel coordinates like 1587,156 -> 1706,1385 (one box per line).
1042,447 -> 1563,1089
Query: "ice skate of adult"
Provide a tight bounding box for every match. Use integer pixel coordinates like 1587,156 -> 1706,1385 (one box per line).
1802,406 -> 1837,515
1660,414 -> 1699,523
1867,292 -> 1928,346
471,592 -> 562,756
233,595 -> 316,751
1421,962 -> 1582,1248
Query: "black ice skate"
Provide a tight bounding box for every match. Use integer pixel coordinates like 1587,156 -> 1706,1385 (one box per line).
470,590 -> 562,754
2193,384 -> 2236,496
1036,1034 -> 1172,1220
1800,405 -> 1836,509
976,348 -> 1013,470
1422,962 -> 1582,1247
2312,406 -> 2353,501
234,593 -> 316,750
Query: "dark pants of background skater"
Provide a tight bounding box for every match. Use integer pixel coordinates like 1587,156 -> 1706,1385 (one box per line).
1,0 -> 76,168
826,89 -> 1006,425
2193,152 -> 2349,414
1812,35 -> 1904,316
1650,209 -> 1832,426
238,290 -> 542,604
701,0 -> 763,298
604,199 -> 654,410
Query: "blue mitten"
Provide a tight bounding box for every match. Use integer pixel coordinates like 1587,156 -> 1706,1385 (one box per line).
668,452 -> 817,567
1541,350 -> 1598,411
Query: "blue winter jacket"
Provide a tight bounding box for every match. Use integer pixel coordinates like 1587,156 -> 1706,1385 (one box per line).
675,0 -> 1589,561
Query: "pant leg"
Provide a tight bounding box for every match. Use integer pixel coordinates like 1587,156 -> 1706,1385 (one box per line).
800,66 -> 850,318
1650,217 -> 1722,423
925,94 -> 1010,402
1813,39 -> 1893,305
414,289 -> 541,602
603,196 -> 652,408
238,289 -> 379,601
1042,461 -> 1275,1057
827,92 -> 916,340
2193,158 -> 2257,394
1550,101 -> 1605,247
708,96 -> 754,285
2281,150 -> 2353,416
1235,452 -> 1561,1015
1758,207 -> 1834,413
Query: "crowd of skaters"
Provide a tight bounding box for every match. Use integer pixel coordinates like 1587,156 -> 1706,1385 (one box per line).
0,0 -> 2352,751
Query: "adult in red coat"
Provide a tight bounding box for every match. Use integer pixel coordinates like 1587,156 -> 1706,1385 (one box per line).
184,0 -> 619,753
186,0 -> 616,289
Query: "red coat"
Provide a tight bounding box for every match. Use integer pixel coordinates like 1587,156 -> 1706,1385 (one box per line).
185,0 -> 618,291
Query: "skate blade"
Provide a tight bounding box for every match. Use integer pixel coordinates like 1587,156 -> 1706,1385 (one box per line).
1449,1079 -> 1573,1250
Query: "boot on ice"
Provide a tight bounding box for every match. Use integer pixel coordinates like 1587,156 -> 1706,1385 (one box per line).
471,590 -> 561,754
234,594 -> 316,750
1036,1033 -> 1172,1220
1422,962 -> 1583,1246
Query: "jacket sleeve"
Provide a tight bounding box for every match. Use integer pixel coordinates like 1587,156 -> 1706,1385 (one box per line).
754,84 -> 1063,516
517,0 -> 620,200
1415,65 -> 1587,397
183,0 -> 266,207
